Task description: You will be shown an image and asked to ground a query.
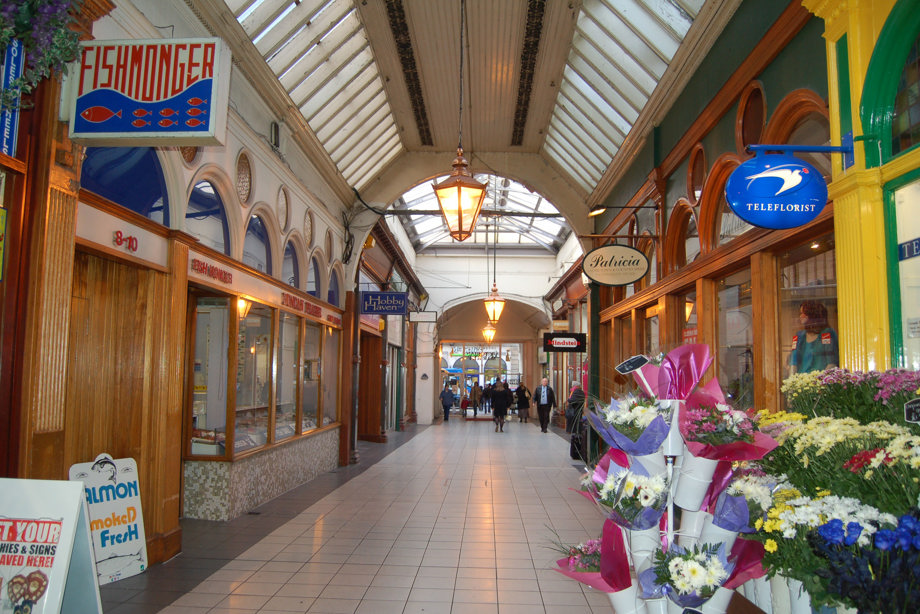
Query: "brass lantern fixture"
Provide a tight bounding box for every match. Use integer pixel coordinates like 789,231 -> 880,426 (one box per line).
432,0 -> 486,241
483,220 -> 505,324
481,322 -> 496,343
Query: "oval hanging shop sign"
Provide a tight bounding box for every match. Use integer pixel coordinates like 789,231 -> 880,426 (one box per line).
581,244 -> 649,286
725,154 -> 828,229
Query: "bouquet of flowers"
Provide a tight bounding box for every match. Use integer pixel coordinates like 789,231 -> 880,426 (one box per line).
713,469 -> 783,533
639,542 -> 733,608
587,393 -> 672,456
596,460 -> 670,531
551,519 -> 633,593
680,386 -> 777,461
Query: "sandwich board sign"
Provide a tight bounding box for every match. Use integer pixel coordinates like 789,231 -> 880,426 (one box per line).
0,478 -> 102,613
68,454 -> 147,585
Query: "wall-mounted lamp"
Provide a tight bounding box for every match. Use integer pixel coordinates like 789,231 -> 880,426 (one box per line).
238,298 -> 252,319
588,204 -> 607,217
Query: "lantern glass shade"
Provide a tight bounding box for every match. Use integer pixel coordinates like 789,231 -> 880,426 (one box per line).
433,149 -> 486,242
482,322 -> 496,343
237,298 -> 252,319
484,284 -> 505,324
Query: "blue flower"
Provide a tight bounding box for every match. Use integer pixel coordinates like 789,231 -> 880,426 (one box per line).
898,514 -> 920,534
874,529 -> 896,550
818,519 -> 845,544
896,528 -> 913,550
844,522 -> 863,546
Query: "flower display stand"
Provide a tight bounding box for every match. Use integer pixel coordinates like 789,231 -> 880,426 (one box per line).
701,587 -> 734,614
606,581 -> 647,614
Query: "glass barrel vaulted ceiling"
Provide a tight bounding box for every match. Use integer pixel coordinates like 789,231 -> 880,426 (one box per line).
222,0 -> 715,253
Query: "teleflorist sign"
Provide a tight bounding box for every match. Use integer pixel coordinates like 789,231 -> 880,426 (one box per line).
69,38 -> 231,146
725,152 -> 828,229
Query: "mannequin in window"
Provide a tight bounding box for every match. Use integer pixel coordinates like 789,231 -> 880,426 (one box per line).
789,300 -> 839,374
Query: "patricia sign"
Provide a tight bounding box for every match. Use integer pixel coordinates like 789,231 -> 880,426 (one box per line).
69,38 -> 231,146
543,332 -> 587,353
581,244 -> 649,286
725,153 -> 828,229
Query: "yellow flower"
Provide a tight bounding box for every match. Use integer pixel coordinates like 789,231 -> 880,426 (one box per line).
754,518 -> 763,530
865,469 -> 874,479
765,539 -> 778,553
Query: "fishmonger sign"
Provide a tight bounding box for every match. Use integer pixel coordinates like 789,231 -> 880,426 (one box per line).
69,38 -> 231,146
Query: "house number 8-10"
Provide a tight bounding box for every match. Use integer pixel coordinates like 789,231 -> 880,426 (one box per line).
113,231 -> 138,252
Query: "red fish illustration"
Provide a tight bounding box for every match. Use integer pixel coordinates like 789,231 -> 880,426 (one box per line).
131,119 -> 150,128
132,109 -> 151,117
80,106 -> 122,123
158,119 -> 177,127
159,108 -> 177,117
185,118 -> 205,127
186,108 -> 207,116
187,97 -> 208,106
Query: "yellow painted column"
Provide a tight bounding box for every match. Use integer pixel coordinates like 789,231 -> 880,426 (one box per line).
803,0 -> 895,370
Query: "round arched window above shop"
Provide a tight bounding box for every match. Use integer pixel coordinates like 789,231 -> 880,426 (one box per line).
303,210 -> 314,247
687,144 -> 706,204
736,82 -> 766,152
236,152 -> 252,204
277,186 -> 289,231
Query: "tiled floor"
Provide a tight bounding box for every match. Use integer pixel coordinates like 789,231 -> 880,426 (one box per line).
100,416 -> 611,613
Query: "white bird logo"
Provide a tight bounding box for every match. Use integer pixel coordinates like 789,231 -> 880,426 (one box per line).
745,164 -> 807,195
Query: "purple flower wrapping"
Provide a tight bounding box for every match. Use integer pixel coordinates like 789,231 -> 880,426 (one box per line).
587,410 -> 671,456
608,503 -> 666,531
712,492 -> 754,533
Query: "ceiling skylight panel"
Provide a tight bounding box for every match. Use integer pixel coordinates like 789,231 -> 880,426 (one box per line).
334,115 -> 393,172
307,61 -> 378,126
610,0 -> 681,64
543,133 -> 601,191
258,1 -> 345,60
568,52 -> 642,122
290,43 -> 370,111
317,87 -> 386,147
233,0 -> 266,21
279,20 -> 363,95
553,98 -> 617,163
572,37 -> 649,111
582,3 -> 669,78
338,125 -> 398,176
638,0 -> 697,39
238,0 -> 288,39
575,17 -> 658,95
342,133 -> 401,189
557,87 -> 625,146
325,99 -> 388,162
554,93 -> 620,155
562,66 -> 635,135
268,7 -> 357,76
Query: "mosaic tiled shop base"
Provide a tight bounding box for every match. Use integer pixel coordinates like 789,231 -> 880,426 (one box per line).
183,428 -> 339,520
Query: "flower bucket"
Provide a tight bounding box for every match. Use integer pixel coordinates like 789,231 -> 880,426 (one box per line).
701,587 -> 734,614
787,578 -> 812,614
698,516 -> 738,552
676,510 -> 710,548
666,599 -> 684,614
644,597 -> 669,614
627,526 -> 661,573
632,448 -> 666,476
606,581 -> 647,614
672,450 -> 719,510
659,399 -> 684,456
744,576 -> 771,612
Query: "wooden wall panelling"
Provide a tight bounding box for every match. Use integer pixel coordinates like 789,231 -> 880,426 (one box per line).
660,294 -> 683,353
751,251 -> 781,413
357,333 -> 384,442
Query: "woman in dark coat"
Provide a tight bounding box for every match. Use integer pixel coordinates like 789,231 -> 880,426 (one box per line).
491,381 -> 511,432
515,382 -> 531,423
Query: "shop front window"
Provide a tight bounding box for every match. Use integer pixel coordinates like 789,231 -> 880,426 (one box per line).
892,34 -> 920,156
322,327 -> 340,425
190,297 -> 229,456
892,179 -> 920,368
780,234 -> 838,376
235,304 -> 272,453
302,322 -> 321,431
275,312 -> 299,442
682,290 -> 698,345
718,269 -> 753,410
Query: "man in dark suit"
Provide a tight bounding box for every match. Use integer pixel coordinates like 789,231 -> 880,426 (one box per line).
533,377 -> 556,433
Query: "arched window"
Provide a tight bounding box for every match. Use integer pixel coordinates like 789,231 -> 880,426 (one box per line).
187,180 -> 229,255
892,34 -> 920,156
81,147 -> 168,224
242,214 -> 271,273
306,257 -> 321,298
282,242 -> 300,288
327,270 -> 340,306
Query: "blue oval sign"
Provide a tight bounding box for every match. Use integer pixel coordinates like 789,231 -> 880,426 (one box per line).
724,154 -> 828,229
